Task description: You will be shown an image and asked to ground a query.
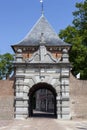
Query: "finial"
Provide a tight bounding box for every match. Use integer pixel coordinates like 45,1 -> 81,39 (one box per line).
40,0 -> 44,15
41,33 -> 44,42
40,33 -> 46,44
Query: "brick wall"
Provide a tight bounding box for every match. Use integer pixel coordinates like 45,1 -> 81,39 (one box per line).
70,74 -> 87,119
0,80 -> 14,120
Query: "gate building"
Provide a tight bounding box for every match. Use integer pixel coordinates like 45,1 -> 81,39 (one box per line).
12,14 -> 71,119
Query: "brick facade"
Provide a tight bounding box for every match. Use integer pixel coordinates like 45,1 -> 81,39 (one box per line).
0,80 -> 14,119
70,74 -> 87,119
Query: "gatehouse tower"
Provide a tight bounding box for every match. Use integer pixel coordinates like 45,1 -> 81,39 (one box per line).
12,14 -> 71,119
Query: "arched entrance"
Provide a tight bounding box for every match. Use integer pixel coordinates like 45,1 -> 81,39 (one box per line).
28,82 -> 57,118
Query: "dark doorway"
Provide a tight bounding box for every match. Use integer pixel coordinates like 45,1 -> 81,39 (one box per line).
28,83 -> 57,118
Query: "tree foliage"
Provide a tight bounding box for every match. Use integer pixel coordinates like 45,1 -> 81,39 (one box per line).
59,0 -> 87,79
73,0 -> 87,46
0,53 -> 14,80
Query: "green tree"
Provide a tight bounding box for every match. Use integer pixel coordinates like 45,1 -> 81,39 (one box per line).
0,53 -> 14,80
73,0 -> 87,46
59,0 -> 87,79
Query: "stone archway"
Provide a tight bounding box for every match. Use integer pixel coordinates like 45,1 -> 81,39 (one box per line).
28,82 -> 57,118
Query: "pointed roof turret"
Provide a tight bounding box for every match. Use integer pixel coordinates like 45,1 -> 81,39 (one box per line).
12,15 -> 71,52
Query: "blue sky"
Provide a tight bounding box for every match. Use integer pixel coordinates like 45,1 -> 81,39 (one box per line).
0,0 -> 83,54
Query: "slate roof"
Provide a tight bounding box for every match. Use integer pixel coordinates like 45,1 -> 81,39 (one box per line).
12,15 -> 70,49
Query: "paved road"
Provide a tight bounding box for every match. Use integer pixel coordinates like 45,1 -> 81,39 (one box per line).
0,118 -> 65,130
0,118 -> 87,130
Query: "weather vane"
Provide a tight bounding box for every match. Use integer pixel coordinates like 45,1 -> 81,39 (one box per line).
40,0 -> 44,15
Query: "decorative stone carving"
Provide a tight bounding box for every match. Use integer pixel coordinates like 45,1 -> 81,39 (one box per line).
62,49 -> 69,62
25,45 -> 61,63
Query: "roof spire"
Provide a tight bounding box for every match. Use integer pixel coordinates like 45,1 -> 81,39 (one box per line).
40,0 -> 44,15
